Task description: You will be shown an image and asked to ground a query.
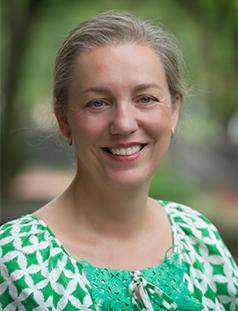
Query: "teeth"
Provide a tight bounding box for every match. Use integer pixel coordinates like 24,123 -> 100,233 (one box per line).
110,145 -> 141,156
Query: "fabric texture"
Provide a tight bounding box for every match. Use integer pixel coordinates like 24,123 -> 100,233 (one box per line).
0,201 -> 237,310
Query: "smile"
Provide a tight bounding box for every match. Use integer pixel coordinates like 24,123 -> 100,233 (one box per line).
102,144 -> 146,156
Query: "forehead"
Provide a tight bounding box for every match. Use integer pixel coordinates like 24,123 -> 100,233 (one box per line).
70,43 -> 169,93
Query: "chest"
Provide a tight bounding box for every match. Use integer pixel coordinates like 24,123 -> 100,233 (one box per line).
62,226 -> 173,270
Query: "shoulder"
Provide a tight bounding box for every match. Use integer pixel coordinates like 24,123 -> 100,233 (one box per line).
161,201 -> 238,308
161,200 -> 237,267
161,200 -> 221,236
0,215 -> 58,270
0,216 -> 94,309
161,200 -> 209,221
0,214 -> 52,246
1,214 -> 46,233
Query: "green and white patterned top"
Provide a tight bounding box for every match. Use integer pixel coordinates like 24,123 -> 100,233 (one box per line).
0,201 -> 237,310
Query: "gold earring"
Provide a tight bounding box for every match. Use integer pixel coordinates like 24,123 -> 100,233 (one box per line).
171,128 -> 175,138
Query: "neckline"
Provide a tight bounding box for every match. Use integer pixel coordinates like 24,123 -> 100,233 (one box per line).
29,200 -> 179,273
79,244 -> 180,273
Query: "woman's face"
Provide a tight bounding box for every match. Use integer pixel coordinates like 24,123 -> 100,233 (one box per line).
56,43 -> 180,189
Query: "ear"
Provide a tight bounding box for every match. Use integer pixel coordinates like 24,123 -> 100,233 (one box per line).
54,105 -> 72,141
171,93 -> 181,130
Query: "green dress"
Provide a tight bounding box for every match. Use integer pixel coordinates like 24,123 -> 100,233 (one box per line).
0,201 -> 237,310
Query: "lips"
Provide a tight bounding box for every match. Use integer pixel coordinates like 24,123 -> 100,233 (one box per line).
102,144 -> 146,156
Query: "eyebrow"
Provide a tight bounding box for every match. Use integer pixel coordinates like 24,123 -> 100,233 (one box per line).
79,83 -> 163,96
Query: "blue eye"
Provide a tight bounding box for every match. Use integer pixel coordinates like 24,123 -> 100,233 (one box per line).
140,96 -> 152,103
138,95 -> 157,104
87,100 -> 108,109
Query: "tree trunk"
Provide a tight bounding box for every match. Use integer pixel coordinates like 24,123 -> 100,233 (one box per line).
1,0 -> 42,202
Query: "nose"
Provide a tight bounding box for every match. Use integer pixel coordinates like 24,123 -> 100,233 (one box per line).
110,103 -> 138,136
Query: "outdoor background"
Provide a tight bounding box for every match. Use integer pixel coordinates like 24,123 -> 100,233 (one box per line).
1,0 -> 237,261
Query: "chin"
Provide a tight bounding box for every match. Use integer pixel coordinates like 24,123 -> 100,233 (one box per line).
103,168 -> 155,189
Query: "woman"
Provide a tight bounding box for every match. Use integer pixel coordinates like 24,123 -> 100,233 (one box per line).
0,11 -> 237,311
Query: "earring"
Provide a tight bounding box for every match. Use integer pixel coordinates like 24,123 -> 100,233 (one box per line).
68,137 -> 72,146
171,128 -> 175,138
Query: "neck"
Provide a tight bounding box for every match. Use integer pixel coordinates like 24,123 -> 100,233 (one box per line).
64,171 -> 153,238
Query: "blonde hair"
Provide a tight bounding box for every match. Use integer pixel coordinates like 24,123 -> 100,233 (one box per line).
54,10 -> 185,115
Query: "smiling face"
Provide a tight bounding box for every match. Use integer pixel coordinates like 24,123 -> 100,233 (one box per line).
56,43 -> 180,189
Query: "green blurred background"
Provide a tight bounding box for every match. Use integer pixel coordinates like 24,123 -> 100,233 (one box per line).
1,0 -> 237,260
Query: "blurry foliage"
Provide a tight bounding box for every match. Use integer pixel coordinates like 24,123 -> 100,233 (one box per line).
1,0 -> 237,200
150,159 -> 200,203
4,0 -> 237,122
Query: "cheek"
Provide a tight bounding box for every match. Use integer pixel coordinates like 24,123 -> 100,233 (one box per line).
144,109 -> 172,138
70,112 -> 109,141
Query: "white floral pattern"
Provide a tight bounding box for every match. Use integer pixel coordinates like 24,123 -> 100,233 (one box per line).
0,201 -> 237,310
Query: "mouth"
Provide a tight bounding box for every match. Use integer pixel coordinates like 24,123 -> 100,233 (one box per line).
102,144 -> 147,156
